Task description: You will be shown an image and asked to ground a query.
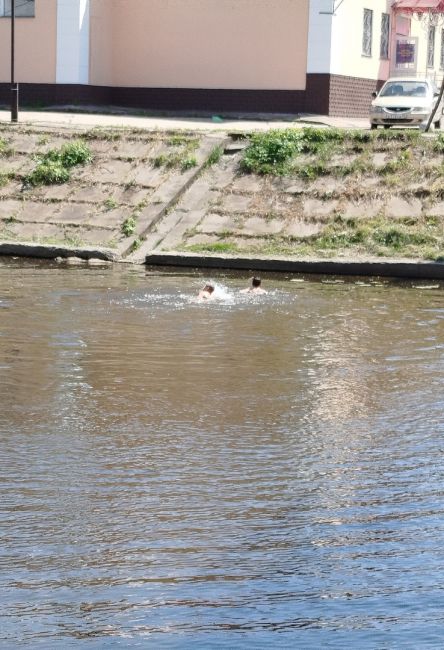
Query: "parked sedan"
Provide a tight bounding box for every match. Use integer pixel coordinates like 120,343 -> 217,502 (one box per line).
370,78 -> 443,130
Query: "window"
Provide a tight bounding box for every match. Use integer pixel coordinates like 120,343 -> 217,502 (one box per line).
0,0 -> 35,17
440,29 -> 444,68
363,8 -> 373,57
380,13 -> 390,59
428,25 -> 436,68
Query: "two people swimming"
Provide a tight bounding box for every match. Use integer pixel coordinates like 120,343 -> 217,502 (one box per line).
197,277 -> 267,301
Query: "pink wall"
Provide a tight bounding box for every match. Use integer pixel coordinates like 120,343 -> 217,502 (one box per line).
90,0 -> 309,90
0,0 -> 57,84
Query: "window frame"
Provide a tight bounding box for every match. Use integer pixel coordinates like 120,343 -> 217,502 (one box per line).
0,0 -> 35,18
380,13 -> 390,60
363,8 -> 373,58
440,28 -> 444,69
428,24 -> 436,68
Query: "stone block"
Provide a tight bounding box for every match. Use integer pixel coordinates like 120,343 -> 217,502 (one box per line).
286,220 -> 323,238
425,202 -> 444,217
70,185 -> 112,203
20,202 -> 61,223
385,197 -> 422,219
40,184 -> 75,201
303,199 -> 338,218
56,203 -> 96,225
85,160 -> 134,185
230,176 -> 263,193
0,200 -> 23,220
241,217 -> 284,236
178,179 -> 214,211
341,200 -> 383,219
197,214 -> 237,233
113,186 -> 152,206
220,194 -> 253,213
131,166 -> 165,188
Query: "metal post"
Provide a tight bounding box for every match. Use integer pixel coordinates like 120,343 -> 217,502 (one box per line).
11,0 -> 19,123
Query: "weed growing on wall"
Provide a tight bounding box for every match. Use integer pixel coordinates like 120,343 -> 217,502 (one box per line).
25,141 -> 92,187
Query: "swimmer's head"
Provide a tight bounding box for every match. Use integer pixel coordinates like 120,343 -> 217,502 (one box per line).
203,284 -> 214,294
252,277 -> 261,288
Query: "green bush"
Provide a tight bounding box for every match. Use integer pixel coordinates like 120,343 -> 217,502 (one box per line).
241,129 -> 303,174
25,160 -> 70,186
24,140 -> 92,186
60,141 -> 92,167
121,215 -> 137,237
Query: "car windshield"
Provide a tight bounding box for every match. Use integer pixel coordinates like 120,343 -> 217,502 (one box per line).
379,81 -> 430,98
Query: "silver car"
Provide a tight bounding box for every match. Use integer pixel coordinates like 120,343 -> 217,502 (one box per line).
370,78 -> 443,130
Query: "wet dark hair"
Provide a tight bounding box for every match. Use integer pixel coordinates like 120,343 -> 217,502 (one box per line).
252,277 -> 261,288
203,284 -> 214,293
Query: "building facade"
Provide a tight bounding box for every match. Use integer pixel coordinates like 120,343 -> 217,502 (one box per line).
0,0 -> 443,116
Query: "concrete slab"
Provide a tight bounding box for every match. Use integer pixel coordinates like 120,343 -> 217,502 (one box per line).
20,201 -> 61,223
286,220 -> 323,237
178,178 -> 215,211
425,202 -> 444,217
0,200 -> 24,220
341,200 -> 384,219
385,197 -> 422,219
304,198 -> 339,218
197,213 -> 237,233
84,160 -> 135,185
230,176 -> 264,193
69,184 -> 113,204
241,217 -> 284,236
131,165 -> 166,188
220,194 -> 253,213
56,203 -> 96,225
113,186 -> 152,206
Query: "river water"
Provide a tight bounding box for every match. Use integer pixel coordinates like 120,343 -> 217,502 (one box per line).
0,258 -> 443,649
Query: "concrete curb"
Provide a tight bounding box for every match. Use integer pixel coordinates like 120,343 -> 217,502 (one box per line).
0,241 -> 118,262
144,252 -> 444,280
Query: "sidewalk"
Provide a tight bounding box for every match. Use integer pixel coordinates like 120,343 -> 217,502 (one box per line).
0,108 -> 369,133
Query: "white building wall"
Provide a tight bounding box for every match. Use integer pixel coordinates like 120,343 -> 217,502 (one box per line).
307,0 -> 334,74
56,0 -> 90,84
329,0 -> 392,80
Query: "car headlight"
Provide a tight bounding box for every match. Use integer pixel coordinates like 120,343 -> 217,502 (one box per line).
372,106 -> 384,114
411,107 -> 428,114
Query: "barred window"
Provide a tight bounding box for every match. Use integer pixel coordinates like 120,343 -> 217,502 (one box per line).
363,8 -> 373,57
441,29 -> 444,68
380,13 -> 390,59
1,0 -> 35,17
428,25 -> 436,68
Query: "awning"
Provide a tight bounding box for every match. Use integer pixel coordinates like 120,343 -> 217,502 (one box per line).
392,0 -> 444,11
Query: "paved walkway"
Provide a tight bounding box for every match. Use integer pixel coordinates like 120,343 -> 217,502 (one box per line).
0,108 -> 369,132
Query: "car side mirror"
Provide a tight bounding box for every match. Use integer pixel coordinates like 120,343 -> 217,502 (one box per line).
372,91 -> 377,99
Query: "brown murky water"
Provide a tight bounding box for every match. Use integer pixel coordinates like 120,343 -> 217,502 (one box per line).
0,259 -> 443,649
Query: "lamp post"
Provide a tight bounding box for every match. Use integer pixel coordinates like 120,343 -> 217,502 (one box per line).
11,0 -> 18,123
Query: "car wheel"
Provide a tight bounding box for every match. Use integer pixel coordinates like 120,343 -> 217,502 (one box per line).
435,118 -> 441,129
370,123 -> 377,130
384,125 -> 391,130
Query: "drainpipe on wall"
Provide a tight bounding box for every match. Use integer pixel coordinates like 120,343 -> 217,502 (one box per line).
10,0 -> 18,123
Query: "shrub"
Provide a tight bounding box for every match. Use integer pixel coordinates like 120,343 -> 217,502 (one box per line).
241,129 -> 303,174
121,215 -> 137,237
24,140 -> 92,186
25,160 -> 70,186
60,141 -> 92,167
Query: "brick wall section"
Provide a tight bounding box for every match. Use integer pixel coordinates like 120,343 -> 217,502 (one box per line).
0,76 -> 385,117
329,75 -> 385,118
0,84 -> 307,115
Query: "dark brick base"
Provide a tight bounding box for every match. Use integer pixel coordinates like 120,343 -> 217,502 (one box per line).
329,74 -> 385,118
0,74 -> 385,118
